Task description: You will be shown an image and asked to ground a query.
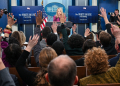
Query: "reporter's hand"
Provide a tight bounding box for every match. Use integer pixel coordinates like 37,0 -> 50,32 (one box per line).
35,10 -> 43,26
72,24 -> 77,32
60,14 -> 66,23
111,24 -> 120,38
98,7 -> 107,18
72,24 -> 77,34
0,10 -> 4,18
7,13 -> 17,27
84,28 -> 90,37
25,34 -> 39,52
51,22 -> 58,33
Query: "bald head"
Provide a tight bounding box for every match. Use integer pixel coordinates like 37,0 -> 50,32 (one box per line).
48,55 -> 76,86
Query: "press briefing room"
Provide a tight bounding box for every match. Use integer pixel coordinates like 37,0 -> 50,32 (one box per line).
0,0 -> 120,86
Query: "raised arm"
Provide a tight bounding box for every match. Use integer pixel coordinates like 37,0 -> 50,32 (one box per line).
16,35 -> 39,86
51,22 -> 60,41
60,14 -> 69,50
33,10 -> 43,67
99,7 -> 115,43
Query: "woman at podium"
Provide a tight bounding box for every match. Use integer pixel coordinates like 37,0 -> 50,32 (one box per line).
53,8 -> 66,21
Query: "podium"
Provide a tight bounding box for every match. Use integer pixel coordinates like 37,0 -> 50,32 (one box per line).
46,21 -> 73,32
46,21 -> 73,28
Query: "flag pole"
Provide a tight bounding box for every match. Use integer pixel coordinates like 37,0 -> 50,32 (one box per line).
41,0 -> 43,6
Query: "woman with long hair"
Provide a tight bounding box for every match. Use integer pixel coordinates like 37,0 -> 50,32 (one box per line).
16,34 -> 57,86
53,8 -> 66,21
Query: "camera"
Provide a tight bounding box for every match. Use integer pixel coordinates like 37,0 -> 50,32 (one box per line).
0,8 -> 16,21
0,8 -> 8,14
91,30 -> 102,35
108,12 -> 114,15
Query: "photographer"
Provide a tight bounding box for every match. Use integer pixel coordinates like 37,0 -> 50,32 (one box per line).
0,10 -> 4,18
109,9 -> 120,24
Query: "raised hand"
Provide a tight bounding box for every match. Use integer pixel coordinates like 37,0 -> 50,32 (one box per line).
7,13 -> 17,27
35,10 -> 43,26
98,7 -> 107,18
72,24 -> 77,33
25,34 -> 39,52
84,28 -> 90,37
111,24 -> 120,38
51,22 -> 58,33
60,14 -> 66,23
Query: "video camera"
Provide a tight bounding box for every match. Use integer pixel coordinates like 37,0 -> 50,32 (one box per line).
91,30 -> 102,35
0,8 -> 16,21
108,12 -> 115,16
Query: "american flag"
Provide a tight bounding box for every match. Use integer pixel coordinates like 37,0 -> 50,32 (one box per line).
40,6 -> 48,31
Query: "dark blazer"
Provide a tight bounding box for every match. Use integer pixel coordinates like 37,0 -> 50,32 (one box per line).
0,68 -> 15,86
75,57 -> 85,66
11,74 -> 20,86
102,24 -> 117,55
109,54 -> 120,67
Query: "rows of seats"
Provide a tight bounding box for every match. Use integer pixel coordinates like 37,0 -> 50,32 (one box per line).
9,66 -> 119,86
30,55 -> 117,67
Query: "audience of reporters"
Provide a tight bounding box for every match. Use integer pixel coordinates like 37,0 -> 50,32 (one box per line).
16,14 -> 58,85
79,7 -> 120,86
1,6 -> 120,86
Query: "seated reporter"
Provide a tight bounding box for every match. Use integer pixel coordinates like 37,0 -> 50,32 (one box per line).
60,14 -> 85,55
52,41 -> 64,55
75,39 -> 97,66
98,8 -> 117,55
45,55 -> 78,86
16,10 -> 58,86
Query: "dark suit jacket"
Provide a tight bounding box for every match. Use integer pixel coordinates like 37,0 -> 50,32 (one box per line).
75,57 -> 84,66
102,24 -> 117,55
109,54 -> 120,67
0,68 -> 15,86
